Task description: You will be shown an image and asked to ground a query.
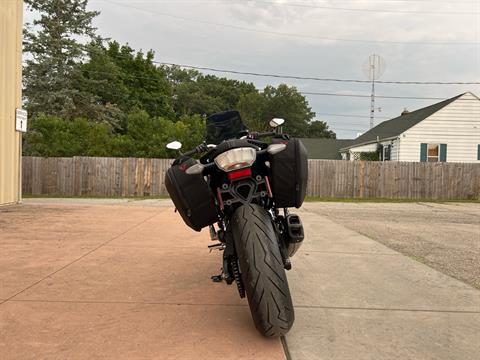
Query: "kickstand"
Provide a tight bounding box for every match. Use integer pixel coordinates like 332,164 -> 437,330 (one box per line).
211,269 -> 224,282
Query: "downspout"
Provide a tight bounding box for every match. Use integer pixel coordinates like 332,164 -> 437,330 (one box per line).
376,136 -> 381,161
397,136 -> 400,161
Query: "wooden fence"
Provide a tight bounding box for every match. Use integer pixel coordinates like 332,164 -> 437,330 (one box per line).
22,157 -> 480,200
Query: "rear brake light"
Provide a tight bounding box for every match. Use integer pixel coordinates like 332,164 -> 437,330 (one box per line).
228,168 -> 252,180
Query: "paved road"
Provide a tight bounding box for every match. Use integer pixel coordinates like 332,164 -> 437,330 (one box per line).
1,199 -> 479,359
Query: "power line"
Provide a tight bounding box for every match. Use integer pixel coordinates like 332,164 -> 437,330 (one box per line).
103,0 -> 478,8
23,50 -> 480,93
98,0 -> 477,45
226,0 -> 479,15
23,45 -> 480,90
22,59 -> 478,100
158,62 -> 480,85
20,62 -> 400,123
299,92 -> 450,100
105,0 -> 478,3
316,113 -> 390,119
25,45 -> 480,86
331,127 -> 369,132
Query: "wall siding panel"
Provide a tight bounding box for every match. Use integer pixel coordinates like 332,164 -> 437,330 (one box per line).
0,1 -> 22,205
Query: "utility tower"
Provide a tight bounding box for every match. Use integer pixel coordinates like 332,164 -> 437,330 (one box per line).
363,54 -> 386,129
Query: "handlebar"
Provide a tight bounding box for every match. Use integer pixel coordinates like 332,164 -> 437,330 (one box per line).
179,130 -> 287,158
182,143 -> 209,157
247,131 -> 276,139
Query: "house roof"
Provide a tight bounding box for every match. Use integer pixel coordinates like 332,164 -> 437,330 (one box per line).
340,93 -> 465,151
299,138 -> 354,159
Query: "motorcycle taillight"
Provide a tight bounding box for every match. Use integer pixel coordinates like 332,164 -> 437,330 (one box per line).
227,168 -> 252,181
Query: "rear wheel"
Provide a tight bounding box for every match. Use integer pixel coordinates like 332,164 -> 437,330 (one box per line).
231,204 -> 294,337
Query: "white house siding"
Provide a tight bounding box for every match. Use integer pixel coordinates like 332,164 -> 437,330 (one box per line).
399,93 -> 480,163
350,143 -> 378,153
343,139 -> 400,161
342,143 -> 377,160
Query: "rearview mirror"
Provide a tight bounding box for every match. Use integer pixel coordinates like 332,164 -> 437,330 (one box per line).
166,141 -> 182,150
270,118 -> 285,128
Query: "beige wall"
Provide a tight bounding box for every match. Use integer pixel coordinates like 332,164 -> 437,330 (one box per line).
0,0 -> 23,205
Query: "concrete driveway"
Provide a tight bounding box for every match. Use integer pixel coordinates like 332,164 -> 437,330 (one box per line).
1,199 -> 479,359
0,200 -> 284,359
287,203 -> 480,360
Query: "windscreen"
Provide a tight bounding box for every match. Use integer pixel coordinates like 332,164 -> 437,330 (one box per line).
205,110 -> 247,145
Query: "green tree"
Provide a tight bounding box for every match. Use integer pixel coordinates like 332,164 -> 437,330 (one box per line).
164,66 -> 257,117
237,84 -> 325,137
80,42 -> 174,129
23,111 -> 206,158
306,120 -> 336,139
23,0 -> 100,120
236,91 -> 269,131
24,114 -> 113,157
110,110 -> 206,158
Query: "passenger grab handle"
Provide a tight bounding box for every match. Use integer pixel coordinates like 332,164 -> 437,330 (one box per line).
185,163 -> 205,175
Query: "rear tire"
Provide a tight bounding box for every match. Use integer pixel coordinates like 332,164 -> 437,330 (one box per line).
231,204 -> 294,337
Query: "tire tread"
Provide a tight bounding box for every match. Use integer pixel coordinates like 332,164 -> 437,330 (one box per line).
232,204 -> 294,337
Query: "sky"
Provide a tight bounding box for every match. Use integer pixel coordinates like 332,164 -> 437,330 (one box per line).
26,0 -> 480,138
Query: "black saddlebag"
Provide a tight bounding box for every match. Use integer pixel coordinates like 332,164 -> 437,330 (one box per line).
165,158 -> 219,232
269,138 -> 308,208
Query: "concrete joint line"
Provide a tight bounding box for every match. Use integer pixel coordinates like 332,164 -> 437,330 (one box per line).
298,250 -> 401,256
281,336 -> 292,360
6,299 -> 250,308
295,305 -> 480,314
0,210 -> 165,307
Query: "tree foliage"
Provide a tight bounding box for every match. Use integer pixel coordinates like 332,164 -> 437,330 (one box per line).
238,84 -> 335,138
307,120 -> 336,139
165,66 -> 257,117
80,42 -> 174,128
23,0 -> 100,120
359,151 -> 380,161
24,112 -> 205,158
24,114 -> 113,157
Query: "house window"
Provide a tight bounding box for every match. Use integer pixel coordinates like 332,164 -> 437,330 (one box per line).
428,144 -> 439,162
421,143 -> 447,162
383,145 -> 391,161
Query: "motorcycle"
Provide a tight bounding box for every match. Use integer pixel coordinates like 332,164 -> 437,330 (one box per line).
164,110 -> 308,337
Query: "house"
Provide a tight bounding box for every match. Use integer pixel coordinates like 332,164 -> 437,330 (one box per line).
340,92 -> 480,163
299,138 -> 354,159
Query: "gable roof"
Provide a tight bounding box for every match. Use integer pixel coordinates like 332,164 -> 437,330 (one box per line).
341,93 -> 465,150
299,138 -> 354,159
